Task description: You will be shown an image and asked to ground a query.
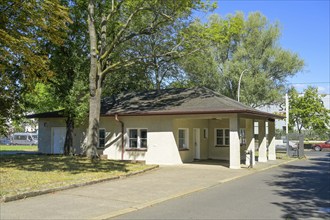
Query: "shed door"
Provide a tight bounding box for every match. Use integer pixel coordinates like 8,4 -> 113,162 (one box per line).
52,127 -> 66,154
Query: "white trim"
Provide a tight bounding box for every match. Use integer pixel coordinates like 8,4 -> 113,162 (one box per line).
214,128 -> 230,146
127,128 -> 148,149
178,128 -> 189,149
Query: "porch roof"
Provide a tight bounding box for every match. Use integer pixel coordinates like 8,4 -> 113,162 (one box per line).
101,87 -> 282,120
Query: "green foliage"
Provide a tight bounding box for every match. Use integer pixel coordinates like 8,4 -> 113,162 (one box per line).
180,12 -> 304,107
24,0 -> 89,126
289,86 -> 330,134
85,0 -> 215,157
0,145 -> 38,152
0,0 -> 71,135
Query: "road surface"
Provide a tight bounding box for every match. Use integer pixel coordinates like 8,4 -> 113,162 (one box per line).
115,151 -> 330,219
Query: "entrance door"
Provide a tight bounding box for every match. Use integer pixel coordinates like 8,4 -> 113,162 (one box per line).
193,128 -> 200,159
52,127 -> 66,154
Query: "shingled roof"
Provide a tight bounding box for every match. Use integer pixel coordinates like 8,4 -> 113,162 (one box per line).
27,87 -> 282,119
100,87 -> 282,119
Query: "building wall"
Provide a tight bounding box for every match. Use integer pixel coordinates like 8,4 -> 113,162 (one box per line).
172,118 -> 209,162
38,115 -> 250,164
38,118 -> 65,154
208,119 -> 229,160
38,118 -> 86,154
102,115 -> 182,165
208,117 -> 247,160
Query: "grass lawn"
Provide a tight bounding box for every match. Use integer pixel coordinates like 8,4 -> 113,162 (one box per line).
0,145 -> 38,152
0,154 -> 155,200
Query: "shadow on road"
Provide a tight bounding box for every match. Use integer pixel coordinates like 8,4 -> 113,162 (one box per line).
268,152 -> 330,219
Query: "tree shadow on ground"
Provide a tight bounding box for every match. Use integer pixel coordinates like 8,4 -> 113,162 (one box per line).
267,152 -> 330,219
0,154 -> 128,174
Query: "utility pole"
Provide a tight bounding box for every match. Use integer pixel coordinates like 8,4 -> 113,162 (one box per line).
285,92 -> 289,134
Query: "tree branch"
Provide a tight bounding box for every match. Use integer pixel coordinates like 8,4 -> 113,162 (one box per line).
101,6 -> 150,61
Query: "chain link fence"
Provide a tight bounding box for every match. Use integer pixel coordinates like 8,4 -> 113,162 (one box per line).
287,133 -> 305,158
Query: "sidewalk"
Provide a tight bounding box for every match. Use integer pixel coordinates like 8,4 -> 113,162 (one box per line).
0,158 -> 296,220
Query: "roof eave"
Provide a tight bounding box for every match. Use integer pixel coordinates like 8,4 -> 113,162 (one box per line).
103,109 -> 284,119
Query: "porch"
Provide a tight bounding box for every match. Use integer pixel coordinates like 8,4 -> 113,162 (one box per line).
174,114 -> 277,169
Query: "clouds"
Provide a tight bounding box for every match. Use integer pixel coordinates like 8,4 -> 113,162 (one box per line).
291,83 -> 330,95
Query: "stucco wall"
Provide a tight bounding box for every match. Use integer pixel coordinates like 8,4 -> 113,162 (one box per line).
38,118 -> 86,154
102,115 -> 182,165
208,117 -> 248,161
208,119 -> 229,160
38,115 -> 251,164
172,118 -> 209,162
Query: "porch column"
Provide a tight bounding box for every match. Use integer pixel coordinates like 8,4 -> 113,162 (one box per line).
258,119 -> 268,162
268,120 -> 276,160
230,116 -> 240,169
245,119 -> 255,166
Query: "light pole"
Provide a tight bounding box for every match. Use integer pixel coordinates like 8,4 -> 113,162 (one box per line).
237,69 -> 248,102
285,92 -> 289,135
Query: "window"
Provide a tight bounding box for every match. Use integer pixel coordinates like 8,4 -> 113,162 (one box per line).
14,135 -> 27,141
128,129 -> 147,149
99,128 -> 106,148
178,129 -> 189,149
216,129 -> 223,145
203,128 -> 208,139
215,128 -> 230,146
240,128 -> 246,145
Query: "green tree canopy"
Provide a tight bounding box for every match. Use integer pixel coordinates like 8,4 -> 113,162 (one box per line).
24,0 -> 89,154
85,0 -> 215,158
180,12 -> 304,108
289,86 -> 330,134
0,0 -> 71,135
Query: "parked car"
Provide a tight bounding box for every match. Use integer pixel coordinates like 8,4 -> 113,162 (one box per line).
313,140 -> 330,151
275,139 -> 298,152
10,133 -> 38,145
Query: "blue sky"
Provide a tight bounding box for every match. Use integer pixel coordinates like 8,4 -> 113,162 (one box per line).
193,0 -> 330,95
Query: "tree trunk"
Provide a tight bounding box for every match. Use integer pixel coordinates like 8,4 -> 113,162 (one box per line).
64,115 -> 74,155
86,87 -> 101,159
86,0 -> 100,159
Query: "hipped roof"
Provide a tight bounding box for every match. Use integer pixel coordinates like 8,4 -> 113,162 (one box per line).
27,87 -> 283,120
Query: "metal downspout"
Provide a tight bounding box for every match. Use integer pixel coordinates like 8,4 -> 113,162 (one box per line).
115,114 -> 124,160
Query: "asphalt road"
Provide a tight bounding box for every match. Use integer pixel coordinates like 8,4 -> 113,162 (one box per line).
115,151 -> 330,219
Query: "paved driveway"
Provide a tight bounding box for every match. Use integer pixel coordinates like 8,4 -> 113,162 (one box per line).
1,159 -> 291,220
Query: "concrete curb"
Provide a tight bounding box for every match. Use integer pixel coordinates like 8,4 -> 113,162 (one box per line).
93,158 -> 299,220
1,165 -> 159,203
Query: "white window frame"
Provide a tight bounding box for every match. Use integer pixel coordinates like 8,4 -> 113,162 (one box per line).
99,128 -> 106,148
215,128 -> 230,146
178,128 -> 189,149
127,128 -> 148,149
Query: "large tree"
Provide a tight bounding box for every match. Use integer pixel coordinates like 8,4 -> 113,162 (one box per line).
180,12 -> 304,108
24,0 -> 89,155
85,0 -> 214,158
0,0 -> 71,135
289,86 -> 330,134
